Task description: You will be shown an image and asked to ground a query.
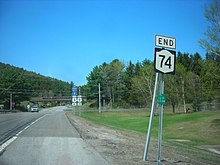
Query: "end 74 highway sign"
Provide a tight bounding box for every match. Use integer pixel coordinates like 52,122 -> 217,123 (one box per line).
154,48 -> 176,74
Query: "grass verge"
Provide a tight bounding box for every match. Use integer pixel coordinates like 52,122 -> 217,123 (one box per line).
74,110 -> 220,146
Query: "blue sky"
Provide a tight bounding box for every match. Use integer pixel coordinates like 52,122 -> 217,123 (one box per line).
0,0 -> 210,85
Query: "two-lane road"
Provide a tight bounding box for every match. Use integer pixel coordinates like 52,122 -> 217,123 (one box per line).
0,107 -> 108,165
0,111 -> 45,145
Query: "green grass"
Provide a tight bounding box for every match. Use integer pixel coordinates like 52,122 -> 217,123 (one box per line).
74,110 -> 220,146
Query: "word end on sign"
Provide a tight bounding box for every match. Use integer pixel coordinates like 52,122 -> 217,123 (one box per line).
155,35 -> 176,49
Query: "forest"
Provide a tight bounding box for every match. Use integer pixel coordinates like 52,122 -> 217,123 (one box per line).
82,52 -> 220,112
0,62 -> 72,109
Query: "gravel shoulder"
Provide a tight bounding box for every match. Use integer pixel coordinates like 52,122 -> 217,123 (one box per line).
66,112 -> 220,165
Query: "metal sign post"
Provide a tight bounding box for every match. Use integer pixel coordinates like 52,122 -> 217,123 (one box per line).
143,35 -> 176,164
157,74 -> 164,165
143,72 -> 160,160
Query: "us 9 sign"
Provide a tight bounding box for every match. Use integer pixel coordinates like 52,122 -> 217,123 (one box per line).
154,48 -> 176,74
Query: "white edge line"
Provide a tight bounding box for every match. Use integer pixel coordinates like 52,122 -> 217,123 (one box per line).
0,137 -> 17,154
0,114 -> 47,154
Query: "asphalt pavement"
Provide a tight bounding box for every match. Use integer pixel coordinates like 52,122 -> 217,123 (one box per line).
0,111 -> 45,145
0,107 -> 109,165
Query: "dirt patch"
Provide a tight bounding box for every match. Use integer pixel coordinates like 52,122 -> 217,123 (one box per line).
66,112 -> 220,165
198,145 -> 220,155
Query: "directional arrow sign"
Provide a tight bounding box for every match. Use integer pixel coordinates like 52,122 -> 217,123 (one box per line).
154,48 -> 176,74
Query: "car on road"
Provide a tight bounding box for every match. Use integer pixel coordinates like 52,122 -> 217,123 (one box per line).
31,105 -> 39,112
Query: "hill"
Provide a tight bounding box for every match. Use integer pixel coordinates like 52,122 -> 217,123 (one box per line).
0,62 -> 72,109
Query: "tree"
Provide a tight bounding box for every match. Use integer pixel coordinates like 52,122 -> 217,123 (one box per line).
199,0 -> 220,57
201,59 -> 220,102
199,0 -> 220,108
191,52 -> 203,76
177,52 -> 192,71
100,59 -> 125,108
85,60 -> 125,108
85,64 -> 104,107
131,60 -> 155,107
188,72 -> 201,111
122,61 -> 136,106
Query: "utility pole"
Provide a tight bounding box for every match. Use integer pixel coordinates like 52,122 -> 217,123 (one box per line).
10,93 -> 12,110
181,76 -> 187,113
99,83 -> 101,113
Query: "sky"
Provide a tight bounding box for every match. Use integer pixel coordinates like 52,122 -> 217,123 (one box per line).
0,0 -> 210,85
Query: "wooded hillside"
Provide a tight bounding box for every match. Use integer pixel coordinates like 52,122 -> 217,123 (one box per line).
0,62 -> 72,109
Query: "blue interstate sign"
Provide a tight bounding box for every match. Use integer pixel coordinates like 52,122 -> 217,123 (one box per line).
72,87 -> 77,96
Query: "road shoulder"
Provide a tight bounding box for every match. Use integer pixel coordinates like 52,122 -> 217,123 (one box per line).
66,112 -> 220,165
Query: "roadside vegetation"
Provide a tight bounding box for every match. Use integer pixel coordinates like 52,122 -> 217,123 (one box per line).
74,110 -> 220,147
81,52 -> 219,112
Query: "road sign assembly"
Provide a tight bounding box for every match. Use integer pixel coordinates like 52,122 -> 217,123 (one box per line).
144,34 -> 176,165
72,86 -> 83,106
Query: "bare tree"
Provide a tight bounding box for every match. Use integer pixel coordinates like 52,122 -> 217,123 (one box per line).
199,0 -> 220,57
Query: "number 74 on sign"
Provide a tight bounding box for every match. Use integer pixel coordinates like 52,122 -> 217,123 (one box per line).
154,48 -> 176,74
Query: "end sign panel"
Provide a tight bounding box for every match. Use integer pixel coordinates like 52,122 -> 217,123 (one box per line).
155,35 -> 176,49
